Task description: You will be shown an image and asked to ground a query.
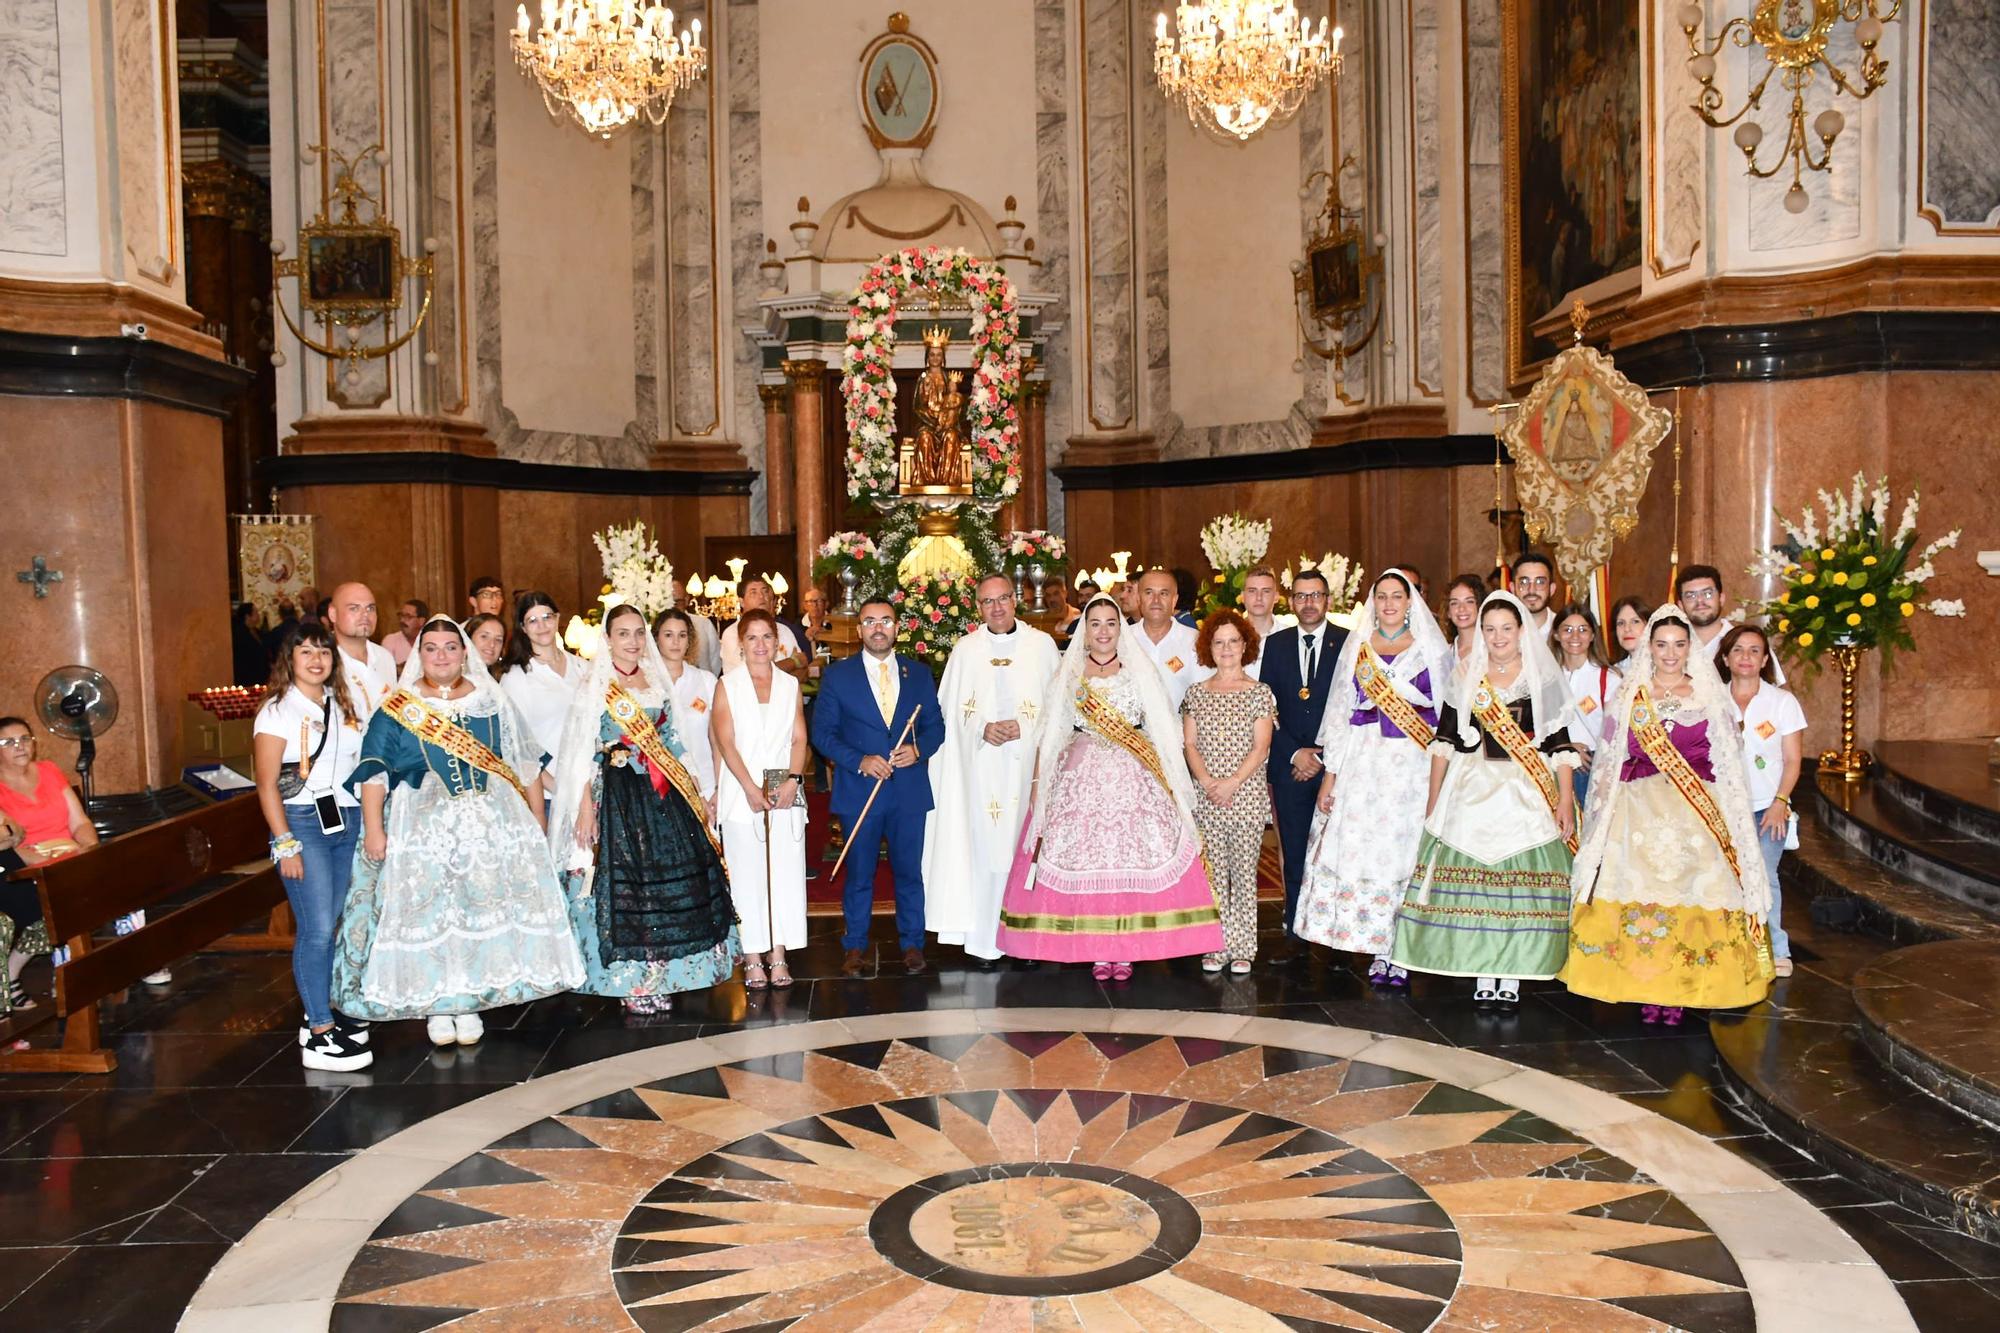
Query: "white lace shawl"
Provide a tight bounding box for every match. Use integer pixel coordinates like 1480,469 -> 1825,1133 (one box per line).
1449,589 -> 1579,751
1024,595 -> 1198,843
1571,606 -> 1770,917
1314,568 -> 1454,774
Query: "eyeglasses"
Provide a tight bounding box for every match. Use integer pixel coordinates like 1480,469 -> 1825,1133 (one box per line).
977,595 -> 1013,609
1681,587 -> 1720,603
1515,576 -> 1551,589
1557,625 -> 1595,636
522,613 -> 557,628
1292,590 -> 1328,602
860,616 -> 894,629
0,737 -> 33,748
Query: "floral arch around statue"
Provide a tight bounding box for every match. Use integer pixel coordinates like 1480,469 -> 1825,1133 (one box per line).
840,246 -> 1022,594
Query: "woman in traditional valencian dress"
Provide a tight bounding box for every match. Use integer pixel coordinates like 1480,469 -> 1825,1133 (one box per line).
1391,591 -> 1578,1009
1561,607 -> 1773,1026
335,616 -> 584,1046
997,595 -> 1223,980
1296,570 -> 1453,985
548,604 -> 739,1016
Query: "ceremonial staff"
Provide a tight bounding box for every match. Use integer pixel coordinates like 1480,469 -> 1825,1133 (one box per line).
825,706 -> 922,882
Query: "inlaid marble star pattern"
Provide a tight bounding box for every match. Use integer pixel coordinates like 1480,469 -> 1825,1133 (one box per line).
334,1033 -> 1757,1331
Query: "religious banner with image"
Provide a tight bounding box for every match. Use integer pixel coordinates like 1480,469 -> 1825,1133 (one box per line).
235,514 -> 317,627
1499,314 -> 1671,590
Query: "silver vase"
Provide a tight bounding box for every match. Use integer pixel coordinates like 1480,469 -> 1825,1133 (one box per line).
837,563 -> 860,614
1028,564 -> 1047,612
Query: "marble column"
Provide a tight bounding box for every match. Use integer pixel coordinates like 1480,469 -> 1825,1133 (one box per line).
760,382 -> 793,536
1021,366 -> 1050,531
784,359 -> 828,589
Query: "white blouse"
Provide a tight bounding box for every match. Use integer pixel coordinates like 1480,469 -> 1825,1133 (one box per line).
665,662 -> 720,799
1564,662 -> 1623,750
500,652 -> 582,762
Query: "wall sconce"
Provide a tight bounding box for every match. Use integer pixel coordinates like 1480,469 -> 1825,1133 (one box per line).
1291,158 -> 1382,371
1679,2 -> 1901,214
269,145 -> 437,386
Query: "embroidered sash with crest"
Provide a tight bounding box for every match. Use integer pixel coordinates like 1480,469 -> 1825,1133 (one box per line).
381,688 -> 530,807
1470,677 -> 1578,854
606,681 -> 725,862
1629,686 -> 1742,879
1355,644 -> 1435,749
1075,682 -> 1174,803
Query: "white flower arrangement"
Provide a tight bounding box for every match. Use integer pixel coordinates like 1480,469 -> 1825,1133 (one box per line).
1282,551 -> 1368,615
592,520 -> 677,618
841,246 -> 1023,503
1198,513 -> 1272,573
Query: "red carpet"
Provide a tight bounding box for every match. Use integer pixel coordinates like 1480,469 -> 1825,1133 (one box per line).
800,789 -> 1283,916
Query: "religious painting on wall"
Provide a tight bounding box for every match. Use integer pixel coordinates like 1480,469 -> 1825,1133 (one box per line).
1502,0 -> 1644,383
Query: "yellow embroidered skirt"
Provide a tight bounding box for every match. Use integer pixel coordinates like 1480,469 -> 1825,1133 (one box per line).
1559,775 -> 1772,1009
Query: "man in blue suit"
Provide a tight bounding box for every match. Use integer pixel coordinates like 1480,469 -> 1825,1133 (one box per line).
1258,568 -> 1347,951
811,597 -> 946,976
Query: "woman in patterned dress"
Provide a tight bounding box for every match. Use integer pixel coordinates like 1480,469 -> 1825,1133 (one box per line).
1561,607 -> 1772,1025
1295,570 -> 1453,985
997,595 -> 1223,980
1181,610 -> 1276,974
548,603 -> 740,1016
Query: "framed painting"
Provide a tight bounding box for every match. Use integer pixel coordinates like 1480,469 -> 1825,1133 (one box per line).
1502,0 -> 1644,385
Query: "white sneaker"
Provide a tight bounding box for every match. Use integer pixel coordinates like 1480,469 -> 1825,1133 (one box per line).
452,1013 -> 484,1045
144,969 -> 171,985
300,1025 -> 373,1072
426,1016 -> 457,1046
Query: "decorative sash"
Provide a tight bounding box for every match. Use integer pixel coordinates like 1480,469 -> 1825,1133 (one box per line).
1470,677 -> 1577,854
606,681 -> 725,862
1629,686 -> 1742,879
1355,644 -> 1435,749
1075,682 -> 1174,804
380,688 -> 529,807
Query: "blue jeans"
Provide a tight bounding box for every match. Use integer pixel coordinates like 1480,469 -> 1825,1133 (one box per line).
1753,805 -> 1790,960
285,804 -> 359,1028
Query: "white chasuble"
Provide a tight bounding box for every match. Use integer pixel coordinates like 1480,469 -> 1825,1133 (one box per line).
923,623 -> 1062,957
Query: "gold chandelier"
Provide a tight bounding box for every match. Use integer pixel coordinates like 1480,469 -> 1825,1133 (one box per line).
510,2 -> 707,139
1679,1 -> 1901,213
1153,2 -> 1342,143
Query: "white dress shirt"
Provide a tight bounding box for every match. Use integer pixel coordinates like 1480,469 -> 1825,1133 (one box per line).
339,641 -> 398,721
500,652 -> 583,762
666,662 -> 720,799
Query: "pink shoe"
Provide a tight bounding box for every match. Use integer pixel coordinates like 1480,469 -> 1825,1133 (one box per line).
1110,962 -> 1133,983
1640,1004 -> 1661,1024
1092,962 -> 1114,981
1660,1006 -> 1685,1027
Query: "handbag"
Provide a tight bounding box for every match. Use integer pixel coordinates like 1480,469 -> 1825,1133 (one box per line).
275,696 -> 334,799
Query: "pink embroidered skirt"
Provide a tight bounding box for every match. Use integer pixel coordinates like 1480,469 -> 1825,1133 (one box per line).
996,733 -> 1222,962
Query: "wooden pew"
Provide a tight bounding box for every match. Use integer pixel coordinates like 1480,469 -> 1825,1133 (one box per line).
0,793 -> 282,1075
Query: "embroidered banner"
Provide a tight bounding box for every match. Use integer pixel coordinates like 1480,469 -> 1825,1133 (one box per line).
380,689 -> 530,807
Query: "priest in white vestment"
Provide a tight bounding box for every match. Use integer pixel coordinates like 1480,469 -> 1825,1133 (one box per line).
924,573 -> 1062,963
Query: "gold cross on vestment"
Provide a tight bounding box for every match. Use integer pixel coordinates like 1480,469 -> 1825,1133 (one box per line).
962,693 -> 979,722
986,799 -> 1005,823
1019,699 -> 1038,721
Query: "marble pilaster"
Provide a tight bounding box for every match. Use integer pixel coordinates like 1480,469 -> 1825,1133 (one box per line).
665,1 -> 720,442
1331,0 -> 1370,406
760,382 -> 792,535
1410,0 -> 1443,397
1919,0 -> 2000,230
1032,0 -> 1073,528
0,0 -> 65,257
1077,0 -> 1137,436
726,0 -> 770,527
783,359 -> 828,589
1463,0 -> 1505,403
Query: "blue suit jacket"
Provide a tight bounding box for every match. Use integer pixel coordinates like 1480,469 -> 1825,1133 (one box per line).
1260,622 -> 1347,787
811,651 -> 946,824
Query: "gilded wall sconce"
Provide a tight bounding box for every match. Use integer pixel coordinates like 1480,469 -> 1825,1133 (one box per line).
1291,160 -> 1383,371
1678,1 -> 1901,213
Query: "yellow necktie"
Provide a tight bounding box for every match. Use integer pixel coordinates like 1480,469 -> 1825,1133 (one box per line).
875,659 -> 894,725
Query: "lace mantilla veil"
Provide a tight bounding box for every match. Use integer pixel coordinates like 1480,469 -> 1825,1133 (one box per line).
1449,589 -> 1579,749
546,608 -> 692,873
1571,605 -> 1770,917
1023,594 -> 1199,844
1313,568 -> 1454,769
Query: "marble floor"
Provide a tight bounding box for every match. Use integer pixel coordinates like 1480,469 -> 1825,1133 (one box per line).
3,905 -> 1998,1330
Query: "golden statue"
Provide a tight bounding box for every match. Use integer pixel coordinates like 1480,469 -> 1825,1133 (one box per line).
898,325 -> 974,494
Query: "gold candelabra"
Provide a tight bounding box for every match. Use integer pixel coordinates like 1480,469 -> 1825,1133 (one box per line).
1678,1 -> 1901,214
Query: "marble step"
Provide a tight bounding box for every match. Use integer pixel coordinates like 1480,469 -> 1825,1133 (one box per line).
1873,739 -> 2000,844
1785,804 -> 2000,946
1853,940 -> 2000,1131
1814,770 -> 2000,921
1712,971 -> 2000,1245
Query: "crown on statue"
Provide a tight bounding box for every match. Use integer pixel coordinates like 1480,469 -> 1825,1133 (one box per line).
921,324 -> 951,350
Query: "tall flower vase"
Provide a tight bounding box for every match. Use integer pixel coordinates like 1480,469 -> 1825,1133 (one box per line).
1821,643 -> 1872,782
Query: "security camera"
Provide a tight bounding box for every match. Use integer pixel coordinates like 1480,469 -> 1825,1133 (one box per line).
120,322 -> 149,339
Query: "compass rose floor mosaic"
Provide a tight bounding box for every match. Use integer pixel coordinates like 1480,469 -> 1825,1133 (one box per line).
180,1009 -> 1915,1331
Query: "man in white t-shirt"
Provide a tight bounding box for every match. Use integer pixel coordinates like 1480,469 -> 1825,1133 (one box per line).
1680,564 -> 1787,685
1133,568 -> 1209,710
328,582 -> 397,719
1724,637 -> 1806,974
1239,566 -> 1295,682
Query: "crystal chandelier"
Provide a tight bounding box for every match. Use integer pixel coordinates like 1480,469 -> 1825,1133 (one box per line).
511,2 -> 707,139
1154,2 -> 1343,143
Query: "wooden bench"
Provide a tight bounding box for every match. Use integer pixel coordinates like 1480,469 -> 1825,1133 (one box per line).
1,792 -> 283,1074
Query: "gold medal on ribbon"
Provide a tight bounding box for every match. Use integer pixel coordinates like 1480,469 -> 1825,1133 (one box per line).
1298,686 -> 1311,701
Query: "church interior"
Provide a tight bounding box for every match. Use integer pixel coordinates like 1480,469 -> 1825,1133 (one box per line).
2,1 -> 1999,1328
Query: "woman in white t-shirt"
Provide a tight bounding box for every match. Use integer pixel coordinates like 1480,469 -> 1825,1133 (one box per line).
1550,603 -> 1621,811
654,610 -> 720,822
499,593 -> 583,771
252,622 -> 371,1071
1718,623 -> 1805,975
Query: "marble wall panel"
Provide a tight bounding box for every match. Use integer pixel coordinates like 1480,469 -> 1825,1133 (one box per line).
1140,18 -> 1171,436
632,131 -> 660,442
0,0 -> 65,257
1080,0 -> 1135,432
667,4 -> 721,441
1332,0 -> 1369,406
1745,21 -> 1863,250
1295,3 -> 1330,421
109,0 -> 174,288
1651,5 -> 1705,276
424,0 -> 465,411
1463,0 -> 1504,403
1034,0 -> 1073,522
1411,0 -> 1442,396
1920,0 -> 2000,229
321,0 -> 389,404
726,0 -> 767,527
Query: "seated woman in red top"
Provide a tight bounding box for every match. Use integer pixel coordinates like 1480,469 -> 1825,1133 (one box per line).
0,715 -> 99,1011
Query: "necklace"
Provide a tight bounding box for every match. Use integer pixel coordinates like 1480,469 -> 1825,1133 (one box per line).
1088,653 -> 1119,667
613,662 -> 641,678
1379,622 -> 1411,643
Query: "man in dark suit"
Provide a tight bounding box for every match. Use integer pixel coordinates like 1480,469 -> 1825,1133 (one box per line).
1258,568 -> 1347,949
811,598 -> 946,976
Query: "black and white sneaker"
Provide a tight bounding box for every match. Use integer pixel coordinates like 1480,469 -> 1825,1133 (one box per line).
301,1016 -> 371,1047
300,1025 -> 374,1072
